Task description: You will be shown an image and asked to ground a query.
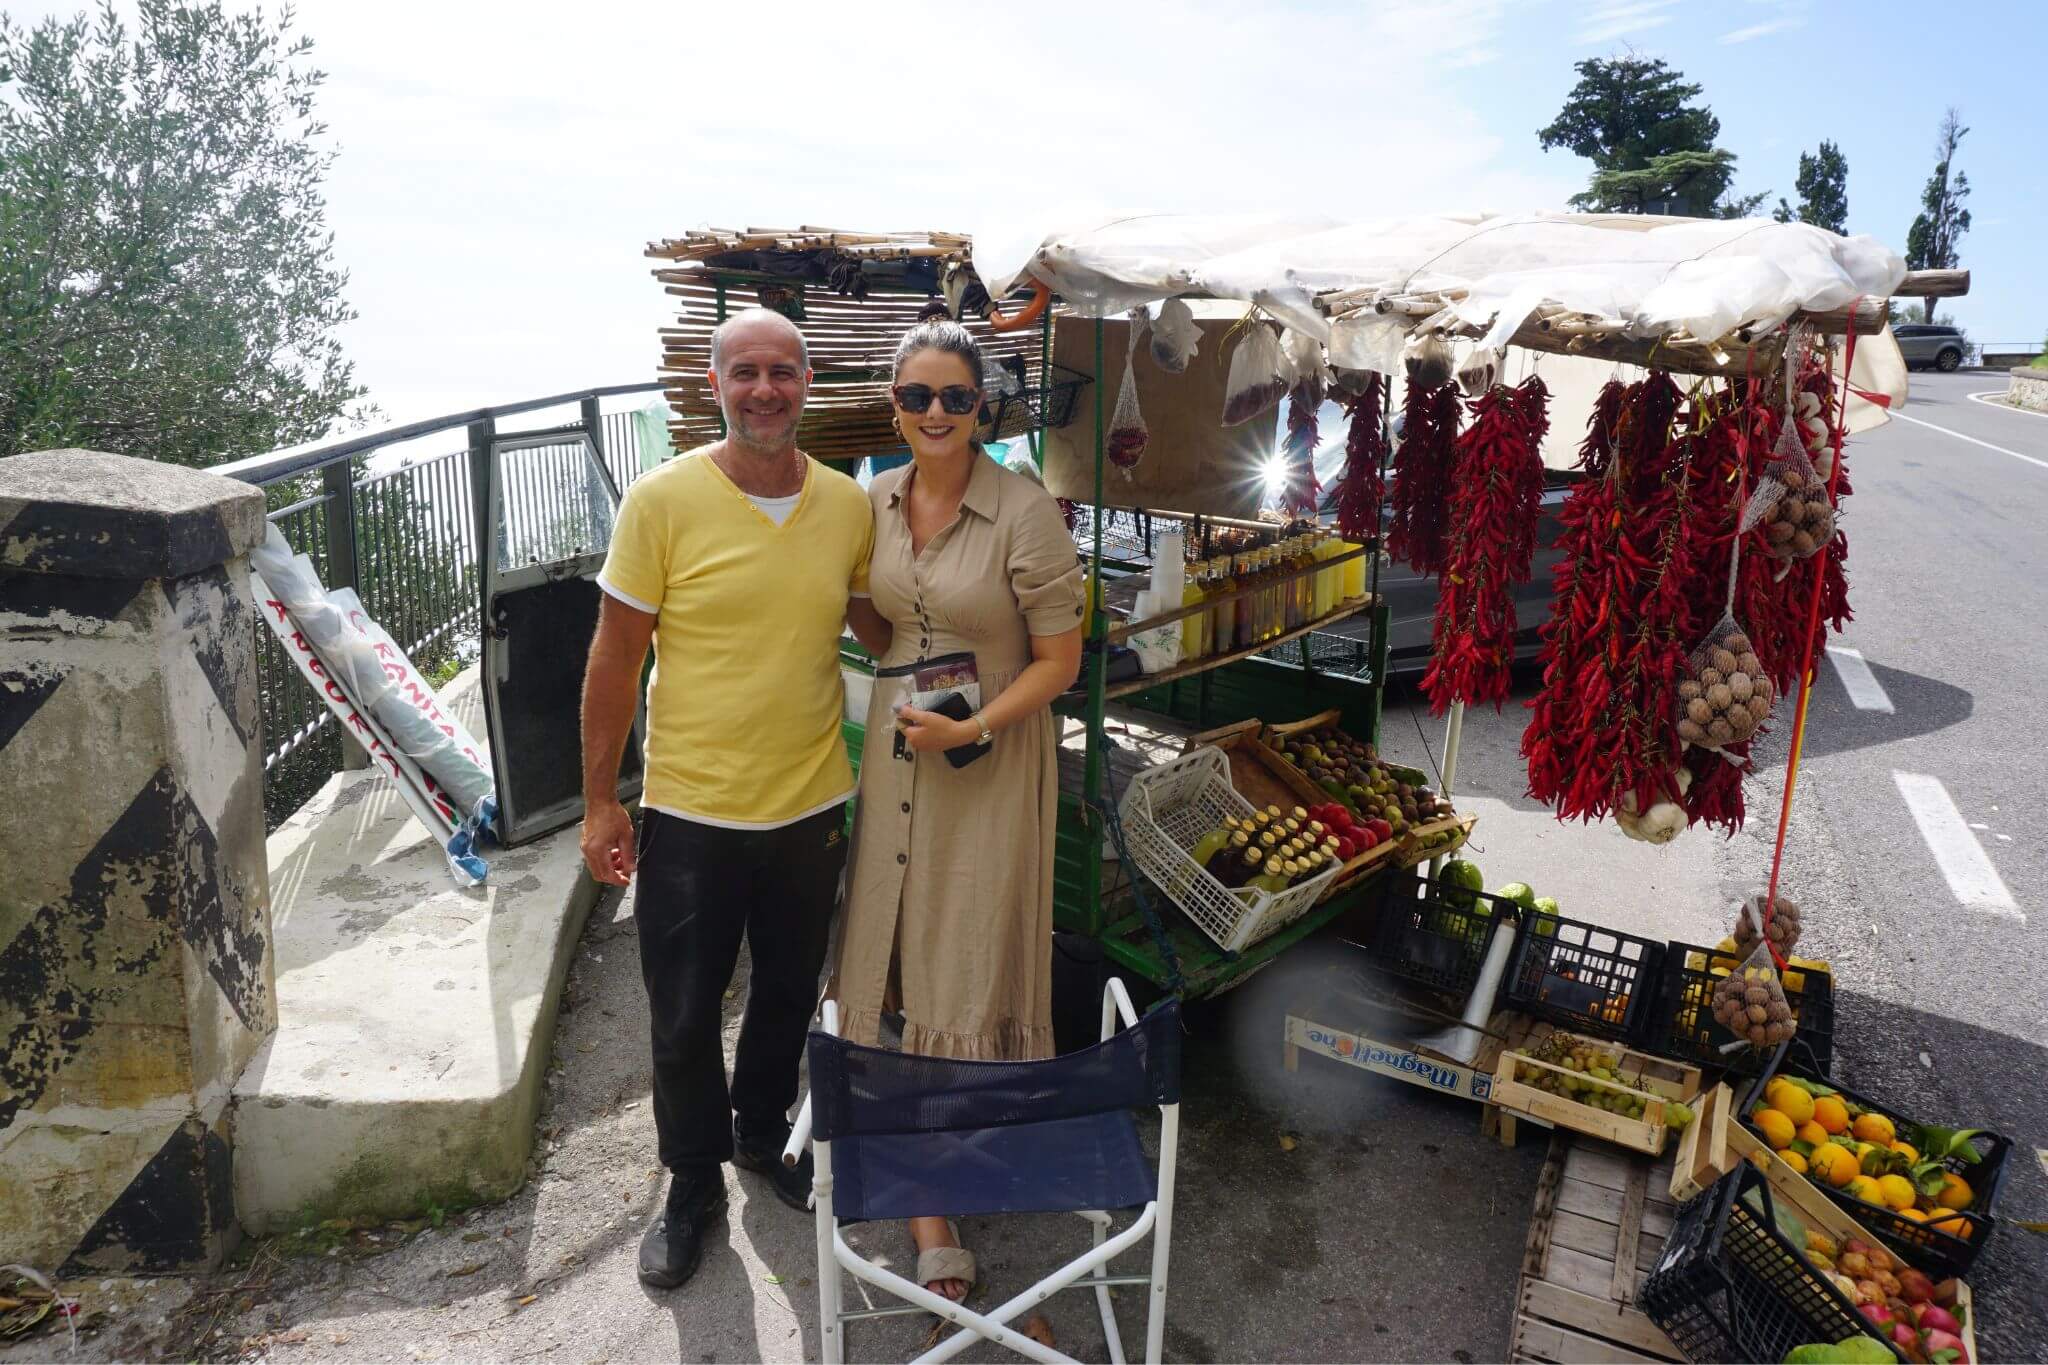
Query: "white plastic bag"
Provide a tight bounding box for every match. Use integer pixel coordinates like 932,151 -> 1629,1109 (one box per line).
1128,591 -> 1183,674
1147,297 -> 1201,373
1221,322 -> 1287,427
1280,327 -> 1328,408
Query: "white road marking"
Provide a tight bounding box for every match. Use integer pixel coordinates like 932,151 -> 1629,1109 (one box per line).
1969,391 -> 2048,421
1825,646 -> 1894,713
1892,771 -> 2024,919
1891,409 -> 2048,471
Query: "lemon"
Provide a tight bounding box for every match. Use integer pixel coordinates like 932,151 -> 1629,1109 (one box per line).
1852,1112 -> 1896,1145
1767,1080 -> 1816,1126
1812,1095 -> 1850,1135
1797,1120 -> 1830,1148
1877,1174 -> 1918,1211
1847,1175 -> 1885,1206
1780,1149 -> 1810,1175
1752,1107 -> 1797,1150
1937,1172 -> 1973,1210
1809,1142 -> 1857,1188
1889,1140 -> 1920,1163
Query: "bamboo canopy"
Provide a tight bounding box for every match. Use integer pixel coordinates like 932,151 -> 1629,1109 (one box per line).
648,226 -> 1040,464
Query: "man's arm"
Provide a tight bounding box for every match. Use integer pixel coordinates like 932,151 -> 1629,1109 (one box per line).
580,593 -> 658,885
845,596 -> 892,658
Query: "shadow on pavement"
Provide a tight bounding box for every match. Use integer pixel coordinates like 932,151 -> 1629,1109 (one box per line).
1800,658 -> 1975,760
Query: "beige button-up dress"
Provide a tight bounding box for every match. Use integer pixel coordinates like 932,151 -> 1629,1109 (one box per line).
831,455 -> 1086,1061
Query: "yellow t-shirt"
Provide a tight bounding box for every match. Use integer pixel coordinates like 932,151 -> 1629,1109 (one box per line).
598,446 -> 872,827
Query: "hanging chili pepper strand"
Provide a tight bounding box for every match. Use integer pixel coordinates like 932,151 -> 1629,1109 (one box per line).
1522,378 -> 1692,822
1576,380 -> 1628,478
1278,373 -> 1323,518
1421,380 -> 1549,714
1335,372 -> 1388,538
1522,403 -> 1627,815
1386,376 -> 1459,573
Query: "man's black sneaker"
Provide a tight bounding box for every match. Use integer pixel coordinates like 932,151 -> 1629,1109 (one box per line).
637,1177 -> 728,1290
732,1120 -> 814,1213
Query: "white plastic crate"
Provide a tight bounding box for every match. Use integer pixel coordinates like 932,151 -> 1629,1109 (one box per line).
1117,746 -> 1340,954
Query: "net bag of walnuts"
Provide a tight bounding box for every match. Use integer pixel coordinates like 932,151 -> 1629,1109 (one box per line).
1676,612 -> 1775,755
1732,890 -> 1802,957
1740,351 -> 1835,569
1712,929 -> 1797,1051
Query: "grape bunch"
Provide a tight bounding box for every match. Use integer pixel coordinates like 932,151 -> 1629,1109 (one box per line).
1512,1037 -> 1651,1120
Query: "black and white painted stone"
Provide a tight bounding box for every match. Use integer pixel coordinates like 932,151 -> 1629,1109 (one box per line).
0,449 -> 274,1273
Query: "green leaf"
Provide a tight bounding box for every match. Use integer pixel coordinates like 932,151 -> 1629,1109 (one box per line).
1912,1164 -> 1950,1197
1790,1138 -> 1816,1158
1931,1350 -> 1958,1364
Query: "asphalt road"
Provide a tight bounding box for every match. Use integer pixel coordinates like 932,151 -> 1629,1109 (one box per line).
1753,369 -> 2047,1358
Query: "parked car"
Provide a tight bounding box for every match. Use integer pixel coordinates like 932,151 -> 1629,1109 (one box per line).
1892,323 -> 1967,373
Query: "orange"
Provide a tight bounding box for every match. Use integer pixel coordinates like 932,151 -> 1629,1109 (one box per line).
1767,1081 -> 1816,1126
1748,1149 -> 1772,1174
1896,1207 -> 1929,1223
1930,1211 -> 1975,1240
1889,1140 -> 1920,1163
1852,1112 -> 1896,1145
1780,1150 -> 1810,1175
1812,1095 -> 1850,1135
1753,1108 -> 1797,1150
1809,1142 -> 1858,1188
1877,1175 -> 1918,1211
1797,1121 -> 1831,1148
1936,1172 -> 1974,1210
1846,1175 -> 1885,1206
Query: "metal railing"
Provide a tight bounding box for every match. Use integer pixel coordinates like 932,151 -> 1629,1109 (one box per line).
216,383 -> 665,827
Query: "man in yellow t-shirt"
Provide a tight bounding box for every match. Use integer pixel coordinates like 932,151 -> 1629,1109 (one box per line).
581,308 -> 875,1291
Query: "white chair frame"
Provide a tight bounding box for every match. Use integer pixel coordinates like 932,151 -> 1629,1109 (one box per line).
783,978 -> 1179,1364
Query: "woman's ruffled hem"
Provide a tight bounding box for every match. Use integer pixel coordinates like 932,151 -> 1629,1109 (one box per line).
825,1003 -> 1054,1062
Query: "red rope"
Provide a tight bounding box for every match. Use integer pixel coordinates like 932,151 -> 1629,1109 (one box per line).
1759,313 -> 1860,963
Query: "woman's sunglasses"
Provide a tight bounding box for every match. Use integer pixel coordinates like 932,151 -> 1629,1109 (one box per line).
891,383 -> 981,416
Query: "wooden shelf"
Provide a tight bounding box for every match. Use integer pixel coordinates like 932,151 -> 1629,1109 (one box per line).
1098,597 -> 1375,701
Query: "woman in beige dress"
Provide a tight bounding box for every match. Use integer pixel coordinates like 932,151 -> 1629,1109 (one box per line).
839,318 -> 1086,1304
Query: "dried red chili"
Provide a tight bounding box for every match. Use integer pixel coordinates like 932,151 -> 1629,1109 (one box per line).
1335,372 -> 1388,539
1277,378 -> 1321,517
1421,377 -> 1550,714
1386,377 -> 1460,573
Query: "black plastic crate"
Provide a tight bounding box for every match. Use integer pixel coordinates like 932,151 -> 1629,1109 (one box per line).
1505,909 -> 1665,1042
1642,1163 -> 1899,1365
1643,941 -> 1835,1075
1737,1045 -> 2013,1281
983,361 -> 1089,439
1367,871 -> 1519,996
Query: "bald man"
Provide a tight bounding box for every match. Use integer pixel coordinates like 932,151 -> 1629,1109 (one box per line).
582,309 -> 875,1289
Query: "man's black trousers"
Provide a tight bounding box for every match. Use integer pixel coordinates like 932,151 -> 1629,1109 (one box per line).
633,804 -> 845,1173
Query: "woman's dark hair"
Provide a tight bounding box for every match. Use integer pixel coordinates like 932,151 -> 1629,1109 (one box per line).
892,318 -> 986,390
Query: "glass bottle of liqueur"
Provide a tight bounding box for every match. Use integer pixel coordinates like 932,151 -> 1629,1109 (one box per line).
1248,857 -> 1299,895
1210,557 -> 1238,656
1191,815 -> 1241,869
1203,829 -> 1251,879
1260,548 -> 1282,641
1181,559 -> 1209,661
1232,553 -> 1258,651
1288,537 -> 1312,629
1217,844 -> 1265,889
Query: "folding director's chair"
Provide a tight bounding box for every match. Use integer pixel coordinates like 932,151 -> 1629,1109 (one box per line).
781,979 -> 1181,1364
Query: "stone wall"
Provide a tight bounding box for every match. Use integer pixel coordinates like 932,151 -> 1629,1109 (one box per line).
1,450 -> 276,1274
2007,367 -> 2048,415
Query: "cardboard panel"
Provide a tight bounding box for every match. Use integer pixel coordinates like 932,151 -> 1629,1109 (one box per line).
1042,316 -> 1276,518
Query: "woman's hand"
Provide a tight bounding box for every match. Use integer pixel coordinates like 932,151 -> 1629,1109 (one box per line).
895,706 -> 979,753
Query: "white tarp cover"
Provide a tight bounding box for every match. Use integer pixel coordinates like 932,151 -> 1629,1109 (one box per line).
973,211 -> 1906,361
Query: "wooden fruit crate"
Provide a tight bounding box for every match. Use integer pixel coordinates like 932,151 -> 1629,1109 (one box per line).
1510,1133 -> 1685,1364
1184,717 -> 1401,893
1493,1030 -> 1703,1157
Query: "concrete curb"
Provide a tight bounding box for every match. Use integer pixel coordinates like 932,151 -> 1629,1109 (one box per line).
230,671 -> 602,1235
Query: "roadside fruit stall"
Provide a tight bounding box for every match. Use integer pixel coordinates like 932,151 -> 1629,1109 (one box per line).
646,218 -> 2001,1363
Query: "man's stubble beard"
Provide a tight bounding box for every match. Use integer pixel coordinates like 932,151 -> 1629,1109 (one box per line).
726,404 -> 803,456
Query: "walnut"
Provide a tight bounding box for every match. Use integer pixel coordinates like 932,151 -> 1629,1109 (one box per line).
1711,647 -> 1740,675
1707,683 -> 1735,711
1677,718 -> 1706,743
1698,667 -> 1726,688
1747,694 -> 1772,722
1707,717 -> 1734,744
1729,673 -> 1755,703
1737,651 -> 1762,676
1678,679 -> 1703,702
1687,698 -> 1714,726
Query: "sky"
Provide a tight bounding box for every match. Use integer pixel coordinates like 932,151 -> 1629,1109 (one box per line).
12,0 -> 2047,432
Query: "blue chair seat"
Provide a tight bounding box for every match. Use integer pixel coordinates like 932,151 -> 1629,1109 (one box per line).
832,1110 -> 1154,1223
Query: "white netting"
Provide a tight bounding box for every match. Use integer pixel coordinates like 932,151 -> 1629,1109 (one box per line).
1221,321 -> 1287,427
1676,612 -> 1775,755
